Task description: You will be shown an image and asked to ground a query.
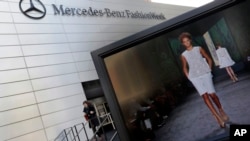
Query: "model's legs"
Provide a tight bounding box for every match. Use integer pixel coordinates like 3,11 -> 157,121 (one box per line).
209,93 -> 229,121
202,93 -> 225,128
228,67 -> 238,81
226,67 -> 235,82
208,93 -> 222,109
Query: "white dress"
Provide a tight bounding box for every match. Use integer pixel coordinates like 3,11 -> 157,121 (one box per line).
216,47 -> 235,68
182,47 -> 211,79
182,47 -> 215,95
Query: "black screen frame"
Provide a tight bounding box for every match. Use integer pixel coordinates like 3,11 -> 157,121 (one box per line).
91,0 -> 244,140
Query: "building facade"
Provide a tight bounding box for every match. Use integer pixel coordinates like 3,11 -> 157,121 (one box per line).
0,0 -> 192,141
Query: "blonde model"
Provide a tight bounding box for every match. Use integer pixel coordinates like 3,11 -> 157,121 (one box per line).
216,44 -> 238,82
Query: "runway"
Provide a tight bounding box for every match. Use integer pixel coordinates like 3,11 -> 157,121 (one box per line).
154,73 -> 250,141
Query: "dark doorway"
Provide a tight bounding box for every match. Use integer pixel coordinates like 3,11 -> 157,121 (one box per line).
82,80 -> 104,100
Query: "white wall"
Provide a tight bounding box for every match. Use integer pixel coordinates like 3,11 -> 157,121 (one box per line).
0,0 -> 193,141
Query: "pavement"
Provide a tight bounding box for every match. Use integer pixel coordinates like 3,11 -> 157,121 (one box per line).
154,72 -> 250,141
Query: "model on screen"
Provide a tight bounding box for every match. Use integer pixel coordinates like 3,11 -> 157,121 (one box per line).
179,32 -> 229,128
216,43 -> 238,82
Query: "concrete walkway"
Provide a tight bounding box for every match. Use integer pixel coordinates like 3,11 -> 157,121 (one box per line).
154,72 -> 250,141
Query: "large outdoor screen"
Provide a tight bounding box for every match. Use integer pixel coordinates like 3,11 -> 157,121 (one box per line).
92,0 -> 250,141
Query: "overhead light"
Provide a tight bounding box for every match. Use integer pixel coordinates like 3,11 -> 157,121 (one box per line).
151,0 -> 214,7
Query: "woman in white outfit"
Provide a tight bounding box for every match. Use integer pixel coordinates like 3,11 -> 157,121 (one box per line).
216,44 -> 238,82
179,32 -> 229,128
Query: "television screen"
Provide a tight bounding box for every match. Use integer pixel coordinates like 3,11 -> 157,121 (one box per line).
92,0 -> 250,141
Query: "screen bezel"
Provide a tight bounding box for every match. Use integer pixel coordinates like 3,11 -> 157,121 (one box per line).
91,0 -> 243,140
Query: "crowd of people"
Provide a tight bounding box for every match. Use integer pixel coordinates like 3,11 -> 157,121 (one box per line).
127,82 -> 188,141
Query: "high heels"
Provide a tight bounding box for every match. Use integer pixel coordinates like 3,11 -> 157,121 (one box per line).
219,109 -> 229,122
213,114 -> 225,128
234,76 -> 238,82
231,77 -> 236,82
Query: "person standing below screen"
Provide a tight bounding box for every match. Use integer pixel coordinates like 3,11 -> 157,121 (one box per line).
179,32 -> 229,128
83,101 -> 104,141
216,43 -> 238,82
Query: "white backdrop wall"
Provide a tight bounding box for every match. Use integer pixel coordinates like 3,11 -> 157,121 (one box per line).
0,0 -> 193,141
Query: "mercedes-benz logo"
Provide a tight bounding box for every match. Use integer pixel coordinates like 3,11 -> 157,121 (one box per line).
19,0 -> 46,19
